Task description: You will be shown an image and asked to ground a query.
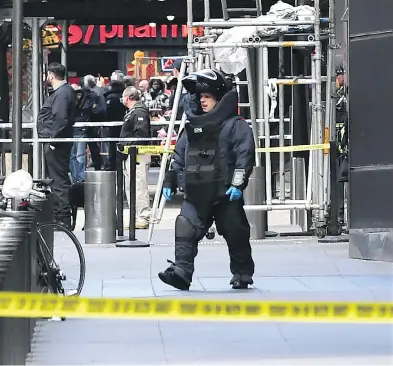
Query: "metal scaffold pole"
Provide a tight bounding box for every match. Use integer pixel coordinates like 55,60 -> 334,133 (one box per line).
278,35 -> 285,202
262,46 -> 273,209
61,20 -> 68,74
313,0 -> 326,233
32,18 -> 41,179
11,0 -> 24,172
325,0 -> 340,237
187,0 -> 194,73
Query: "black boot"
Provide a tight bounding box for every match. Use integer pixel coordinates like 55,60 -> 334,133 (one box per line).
230,274 -> 253,290
158,261 -> 190,291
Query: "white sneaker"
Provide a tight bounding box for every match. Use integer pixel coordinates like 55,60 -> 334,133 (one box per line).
124,220 -> 149,230
135,220 -> 149,229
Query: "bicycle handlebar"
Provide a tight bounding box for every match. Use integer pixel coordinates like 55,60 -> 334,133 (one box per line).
29,189 -> 47,199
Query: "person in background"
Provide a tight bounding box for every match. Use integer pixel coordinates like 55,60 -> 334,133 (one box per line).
102,70 -> 127,171
138,79 -> 149,93
69,78 -> 103,183
168,58 -> 193,122
172,58 -> 183,78
159,69 -> 255,291
69,83 -> 85,183
118,87 -> 152,229
124,76 -> 136,88
142,78 -> 170,157
335,66 -> 348,228
96,76 -> 106,88
81,75 -> 107,171
37,62 -> 76,229
142,78 -> 169,117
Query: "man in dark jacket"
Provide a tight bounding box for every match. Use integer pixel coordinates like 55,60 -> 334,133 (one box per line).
37,62 -> 76,229
159,69 -> 256,291
102,71 -> 127,171
82,75 -> 107,170
69,85 -> 100,182
118,86 -> 152,229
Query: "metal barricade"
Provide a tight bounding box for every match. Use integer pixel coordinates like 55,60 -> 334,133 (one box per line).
84,171 -> 117,245
290,157 -> 308,232
243,166 -> 266,240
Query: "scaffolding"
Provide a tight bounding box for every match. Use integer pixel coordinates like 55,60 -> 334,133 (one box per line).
148,0 -> 337,241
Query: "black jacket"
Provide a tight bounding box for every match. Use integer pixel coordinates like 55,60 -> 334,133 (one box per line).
75,88 -> 100,124
168,87 -> 189,121
103,80 -> 126,122
120,101 -> 151,146
37,83 -> 76,140
167,90 -> 255,201
91,85 -> 107,121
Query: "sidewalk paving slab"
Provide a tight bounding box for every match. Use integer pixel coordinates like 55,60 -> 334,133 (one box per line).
26,211 -> 393,365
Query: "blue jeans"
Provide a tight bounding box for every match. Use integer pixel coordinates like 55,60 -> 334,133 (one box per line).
69,129 -> 87,183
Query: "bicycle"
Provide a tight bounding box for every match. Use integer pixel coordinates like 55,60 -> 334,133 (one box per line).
0,176 -> 86,299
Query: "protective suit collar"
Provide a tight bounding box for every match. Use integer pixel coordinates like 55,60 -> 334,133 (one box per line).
184,90 -> 239,126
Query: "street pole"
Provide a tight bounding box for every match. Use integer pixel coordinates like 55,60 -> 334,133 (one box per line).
11,0 -> 23,171
32,17 -> 41,179
61,20 -> 68,75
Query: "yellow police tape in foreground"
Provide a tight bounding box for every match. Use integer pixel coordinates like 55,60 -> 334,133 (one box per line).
0,292 -> 391,323
131,143 -> 331,155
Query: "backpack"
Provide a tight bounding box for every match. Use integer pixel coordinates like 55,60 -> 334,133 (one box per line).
75,89 -> 96,123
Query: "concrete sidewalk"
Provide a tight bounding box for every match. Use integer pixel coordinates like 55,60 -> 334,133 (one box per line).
26,209 -> 393,365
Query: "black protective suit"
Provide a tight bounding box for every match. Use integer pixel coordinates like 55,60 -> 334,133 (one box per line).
162,90 -> 255,288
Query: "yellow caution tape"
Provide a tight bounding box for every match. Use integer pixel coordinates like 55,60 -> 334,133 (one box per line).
257,143 -> 330,153
122,143 -> 329,155
0,292 -> 391,323
137,145 -> 175,155
120,145 -> 175,155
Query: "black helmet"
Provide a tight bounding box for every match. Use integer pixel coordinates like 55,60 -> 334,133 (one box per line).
182,69 -> 233,100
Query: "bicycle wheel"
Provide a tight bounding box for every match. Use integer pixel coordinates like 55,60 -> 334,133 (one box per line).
36,238 -> 60,294
37,222 -> 86,295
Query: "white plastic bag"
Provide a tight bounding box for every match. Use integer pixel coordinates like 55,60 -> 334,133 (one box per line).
2,169 -> 33,200
214,26 -> 256,75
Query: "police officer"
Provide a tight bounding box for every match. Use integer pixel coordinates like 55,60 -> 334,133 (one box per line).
158,69 -> 256,291
118,86 -> 152,229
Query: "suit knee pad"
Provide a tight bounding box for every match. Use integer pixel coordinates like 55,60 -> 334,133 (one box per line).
175,215 -> 196,240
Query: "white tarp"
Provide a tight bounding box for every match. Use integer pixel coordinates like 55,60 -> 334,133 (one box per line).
214,0 -> 315,75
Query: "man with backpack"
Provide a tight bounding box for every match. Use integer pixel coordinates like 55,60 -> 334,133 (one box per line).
102,70 -> 127,171
69,83 -> 101,183
81,75 -> 107,171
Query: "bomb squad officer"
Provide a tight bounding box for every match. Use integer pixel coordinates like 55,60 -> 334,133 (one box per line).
158,69 -> 256,291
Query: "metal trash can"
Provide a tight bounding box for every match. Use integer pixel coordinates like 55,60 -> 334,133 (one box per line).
244,166 -> 266,240
85,171 -> 117,244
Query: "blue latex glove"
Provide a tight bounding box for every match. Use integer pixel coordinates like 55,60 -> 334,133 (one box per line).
163,187 -> 173,201
226,186 -> 243,201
